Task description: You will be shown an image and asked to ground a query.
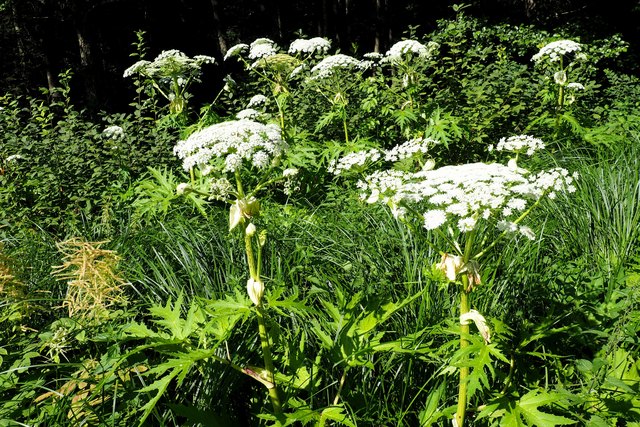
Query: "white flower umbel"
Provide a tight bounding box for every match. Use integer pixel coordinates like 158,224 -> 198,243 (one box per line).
566,82 -> 585,91
384,137 -> 439,162
329,137 -> 439,176
123,60 -> 151,77
236,108 -> 263,121
288,37 -> 331,55
532,40 -> 583,64
309,54 -> 364,80
103,125 -> 125,141
224,43 -> 249,60
358,162 -> 576,237
249,38 -> 277,60
247,94 -> 268,109
491,135 -> 546,156
173,119 -> 286,173
328,149 -> 382,175
385,40 -> 439,63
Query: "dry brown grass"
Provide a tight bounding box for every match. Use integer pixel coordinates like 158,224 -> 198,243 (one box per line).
52,238 -> 128,320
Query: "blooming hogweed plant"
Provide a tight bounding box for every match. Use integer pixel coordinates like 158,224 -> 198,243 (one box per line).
124,49 -> 215,114
334,134 -> 576,426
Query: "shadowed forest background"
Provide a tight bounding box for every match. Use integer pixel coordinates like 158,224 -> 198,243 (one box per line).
1,0 -> 639,112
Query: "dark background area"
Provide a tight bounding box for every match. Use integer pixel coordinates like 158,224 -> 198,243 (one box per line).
1,0 -> 639,113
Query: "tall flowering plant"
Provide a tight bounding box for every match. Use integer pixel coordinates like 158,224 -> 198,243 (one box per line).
173,119 -> 298,420
124,49 -> 215,116
531,40 -> 586,135
224,37 -> 331,135
332,135 -> 576,426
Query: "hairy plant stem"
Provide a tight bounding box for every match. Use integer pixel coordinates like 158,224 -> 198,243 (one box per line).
256,306 -> 283,418
456,288 -> 470,427
243,224 -> 283,420
455,232 -> 476,426
342,111 -> 350,145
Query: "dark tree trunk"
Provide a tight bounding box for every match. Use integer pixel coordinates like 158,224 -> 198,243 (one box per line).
374,0 -> 388,52
9,0 -> 27,77
210,0 -> 227,54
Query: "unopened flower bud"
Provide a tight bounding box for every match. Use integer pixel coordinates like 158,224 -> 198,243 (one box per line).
258,230 -> 267,247
176,183 -> 190,195
245,223 -> 257,237
247,277 -> 265,306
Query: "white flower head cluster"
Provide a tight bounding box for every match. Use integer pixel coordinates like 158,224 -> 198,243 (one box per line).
124,50 -> 214,78
328,149 -> 382,175
247,94 -> 268,109
248,38 -> 277,60
358,162 -> 576,237
363,52 -> 384,61
566,82 -> 585,91
384,40 -> 439,63
289,37 -> 331,55
532,40 -> 584,64
123,60 -> 151,77
384,137 -> 439,162
490,135 -> 545,156
329,138 -> 439,176
224,43 -> 249,61
236,108 -> 263,121
103,125 -> 125,141
309,54 -> 365,80
282,168 -> 300,195
173,119 -> 286,173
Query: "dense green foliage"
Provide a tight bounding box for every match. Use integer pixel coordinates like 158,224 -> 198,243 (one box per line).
1,9 -> 639,427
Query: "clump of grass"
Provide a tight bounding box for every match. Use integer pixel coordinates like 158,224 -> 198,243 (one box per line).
52,238 -> 128,320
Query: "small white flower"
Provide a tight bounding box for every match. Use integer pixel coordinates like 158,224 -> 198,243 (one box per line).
329,149 -> 382,175
423,209 -> 447,230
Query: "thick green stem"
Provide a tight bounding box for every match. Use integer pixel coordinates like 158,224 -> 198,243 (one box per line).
243,224 -> 282,421
455,233 -> 476,426
244,232 -> 257,280
342,112 -> 349,145
256,306 -> 283,418
456,288 -> 470,427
